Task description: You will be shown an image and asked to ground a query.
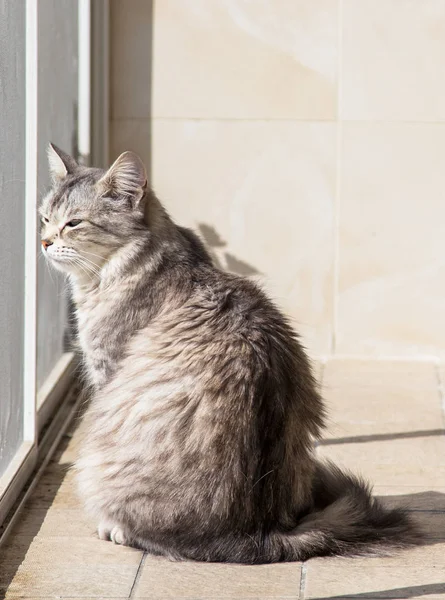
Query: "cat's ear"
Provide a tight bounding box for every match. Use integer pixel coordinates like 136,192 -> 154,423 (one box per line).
47,143 -> 79,182
98,151 -> 147,205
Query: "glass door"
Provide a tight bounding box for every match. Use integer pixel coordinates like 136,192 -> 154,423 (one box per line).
0,0 -> 83,527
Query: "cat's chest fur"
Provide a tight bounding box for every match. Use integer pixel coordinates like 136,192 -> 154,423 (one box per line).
74,284 -> 146,388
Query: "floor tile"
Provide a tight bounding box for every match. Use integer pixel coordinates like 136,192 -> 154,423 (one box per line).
323,359 -> 438,389
321,385 -> 443,440
2,566 -> 139,598
53,413 -> 89,465
134,555 -> 301,597
305,562 -> 445,599
308,541 -> 445,569
375,486 -> 445,512
25,464 -> 79,510
3,359 -> 445,598
11,508 -> 95,538
318,436 -> 445,486
0,536 -> 143,597
414,512 -> 445,541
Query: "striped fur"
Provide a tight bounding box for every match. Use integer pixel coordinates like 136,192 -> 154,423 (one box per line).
40,146 -> 421,563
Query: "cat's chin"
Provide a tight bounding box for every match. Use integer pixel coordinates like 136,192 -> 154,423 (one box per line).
44,252 -> 79,275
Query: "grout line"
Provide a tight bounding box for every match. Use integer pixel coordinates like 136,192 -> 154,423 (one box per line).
299,562 -> 308,599
110,116 -> 338,123
319,360 -> 326,387
317,354 -> 442,363
332,0 -> 343,355
434,364 -> 445,431
110,116 -> 445,125
129,551 -> 147,599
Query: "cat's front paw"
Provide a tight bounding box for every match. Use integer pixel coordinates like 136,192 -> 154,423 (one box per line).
110,525 -> 126,545
97,521 -> 126,545
97,521 -> 112,541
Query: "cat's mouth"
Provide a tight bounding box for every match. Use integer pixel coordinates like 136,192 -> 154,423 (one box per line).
43,245 -> 102,279
43,245 -> 75,261
42,245 -> 83,274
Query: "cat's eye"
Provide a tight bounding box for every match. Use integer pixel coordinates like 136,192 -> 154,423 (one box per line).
65,219 -> 82,228
41,216 -> 49,224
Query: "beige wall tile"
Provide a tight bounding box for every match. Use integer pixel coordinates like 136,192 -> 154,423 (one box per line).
110,0 -> 153,119
337,123 -> 445,358
152,119 -> 336,356
110,119 -> 151,172
318,436 -> 445,486
152,0 -> 338,119
311,359 -> 325,385
135,555 -> 300,597
342,0 -> 445,121
305,563 -> 445,598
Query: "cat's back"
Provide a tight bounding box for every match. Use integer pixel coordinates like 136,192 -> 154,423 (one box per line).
146,261 -> 304,388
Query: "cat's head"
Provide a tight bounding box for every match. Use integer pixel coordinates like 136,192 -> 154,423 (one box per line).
40,144 -> 148,278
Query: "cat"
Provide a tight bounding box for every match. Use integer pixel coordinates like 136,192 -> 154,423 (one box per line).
40,143 -> 421,563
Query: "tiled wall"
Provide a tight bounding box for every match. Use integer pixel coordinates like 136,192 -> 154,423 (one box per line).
110,0 -> 445,360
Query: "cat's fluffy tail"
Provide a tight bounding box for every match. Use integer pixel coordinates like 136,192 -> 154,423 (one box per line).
176,461 -> 422,564
270,461 -> 422,562
138,461 -> 422,564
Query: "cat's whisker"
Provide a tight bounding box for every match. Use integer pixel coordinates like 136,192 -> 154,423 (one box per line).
77,260 -> 100,279
78,261 -> 101,278
78,255 -> 102,275
39,252 -> 57,286
250,469 -> 274,490
68,257 -> 96,281
81,249 -> 107,261
70,259 -> 91,280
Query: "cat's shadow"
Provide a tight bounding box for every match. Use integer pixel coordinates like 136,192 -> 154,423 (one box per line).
310,583 -> 445,600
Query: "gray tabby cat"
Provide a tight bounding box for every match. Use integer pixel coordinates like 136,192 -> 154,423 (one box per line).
41,144 -> 420,563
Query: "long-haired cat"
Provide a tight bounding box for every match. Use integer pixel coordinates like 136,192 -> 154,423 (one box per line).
40,144 -> 420,563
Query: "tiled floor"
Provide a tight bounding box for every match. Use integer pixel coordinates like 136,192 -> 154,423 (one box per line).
1,359 -> 445,599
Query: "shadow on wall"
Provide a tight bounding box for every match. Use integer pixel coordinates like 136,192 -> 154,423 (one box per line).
197,223 -> 260,277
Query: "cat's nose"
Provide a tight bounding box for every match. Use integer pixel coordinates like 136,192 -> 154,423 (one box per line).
41,239 -> 53,250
